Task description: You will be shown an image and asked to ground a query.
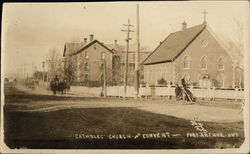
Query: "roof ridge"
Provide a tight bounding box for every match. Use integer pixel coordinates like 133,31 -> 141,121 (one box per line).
143,23 -> 206,65
69,40 -> 113,56
142,32 -> 173,65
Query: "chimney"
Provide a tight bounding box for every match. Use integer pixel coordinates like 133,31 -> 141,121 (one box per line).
90,34 -> 94,42
182,21 -> 187,30
114,40 -> 117,45
84,38 -> 87,44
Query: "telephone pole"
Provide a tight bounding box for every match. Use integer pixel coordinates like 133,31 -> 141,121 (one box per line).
135,4 -> 140,98
42,61 -> 45,82
121,19 -> 134,98
103,59 -> 107,97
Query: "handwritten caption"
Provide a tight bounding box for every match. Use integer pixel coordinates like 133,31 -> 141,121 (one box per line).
74,132 -> 239,140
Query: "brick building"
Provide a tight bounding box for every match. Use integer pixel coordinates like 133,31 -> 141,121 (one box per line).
63,35 -> 114,85
63,35 -> 151,86
143,21 -> 243,88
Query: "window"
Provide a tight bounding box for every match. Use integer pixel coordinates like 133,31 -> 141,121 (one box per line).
85,62 -> 89,71
218,57 -> 224,70
101,52 -> 105,60
85,53 -> 89,59
201,56 -> 207,70
129,63 -> 135,71
183,55 -> 190,69
85,74 -> 89,81
100,63 -> 104,70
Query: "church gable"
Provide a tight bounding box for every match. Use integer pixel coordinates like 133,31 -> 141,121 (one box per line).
173,26 -> 234,87
143,23 -> 206,65
176,27 -> 233,69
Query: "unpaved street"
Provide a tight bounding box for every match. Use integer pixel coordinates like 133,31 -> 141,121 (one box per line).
5,83 -> 243,122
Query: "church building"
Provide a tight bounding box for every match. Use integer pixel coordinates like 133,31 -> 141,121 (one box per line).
143,21 -> 243,88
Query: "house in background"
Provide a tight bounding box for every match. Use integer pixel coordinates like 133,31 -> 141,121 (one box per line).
63,35 -> 151,86
63,34 -> 114,85
143,21 -> 243,88
106,42 -> 151,85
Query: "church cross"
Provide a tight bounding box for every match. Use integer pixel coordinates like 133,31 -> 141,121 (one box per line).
202,9 -> 208,22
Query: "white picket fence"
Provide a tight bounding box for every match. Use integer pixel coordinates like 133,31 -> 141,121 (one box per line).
140,86 -> 244,100
69,85 -> 244,100
70,86 -> 102,97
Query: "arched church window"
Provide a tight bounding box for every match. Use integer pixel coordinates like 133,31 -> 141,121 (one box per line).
201,56 -> 207,70
183,55 -> 190,69
218,57 -> 224,70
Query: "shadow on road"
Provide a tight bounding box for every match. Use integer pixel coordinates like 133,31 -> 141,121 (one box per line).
4,107 -> 244,149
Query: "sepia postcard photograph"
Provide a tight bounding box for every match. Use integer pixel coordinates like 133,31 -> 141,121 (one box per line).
1,1 -> 249,153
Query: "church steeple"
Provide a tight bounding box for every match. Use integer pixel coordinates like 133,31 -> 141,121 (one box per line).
202,9 -> 208,24
182,21 -> 187,30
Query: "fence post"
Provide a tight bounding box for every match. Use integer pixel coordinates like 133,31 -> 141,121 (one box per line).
139,84 -> 142,99
235,87 -> 238,101
146,82 -> 149,99
167,83 -> 171,99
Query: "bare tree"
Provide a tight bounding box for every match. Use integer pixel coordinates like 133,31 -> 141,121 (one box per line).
46,48 -> 63,80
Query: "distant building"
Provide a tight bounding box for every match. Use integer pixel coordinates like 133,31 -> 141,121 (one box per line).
143,21 -> 243,88
106,41 -> 151,85
63,36 -> 152,86
63,34 -> 114,85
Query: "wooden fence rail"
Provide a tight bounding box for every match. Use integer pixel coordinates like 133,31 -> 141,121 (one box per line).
69,85 -> 244,100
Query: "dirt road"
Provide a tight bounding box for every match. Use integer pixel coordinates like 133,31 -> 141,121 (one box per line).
5,84 -> 243,122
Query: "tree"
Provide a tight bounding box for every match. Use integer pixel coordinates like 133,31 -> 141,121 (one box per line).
46,48 -> 63,81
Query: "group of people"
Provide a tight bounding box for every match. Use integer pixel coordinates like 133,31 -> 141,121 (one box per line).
50,75 -> 70,95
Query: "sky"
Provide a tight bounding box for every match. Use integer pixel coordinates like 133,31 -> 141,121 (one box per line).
2,1 -> 249,77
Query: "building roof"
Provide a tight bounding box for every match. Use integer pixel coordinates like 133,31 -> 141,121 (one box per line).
143,23 -> 206,65
68,40 -> 114,56
63,42 -> 86,57
106,43 -> 151,54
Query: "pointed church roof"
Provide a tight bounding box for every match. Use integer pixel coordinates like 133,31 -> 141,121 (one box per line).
143,23 -> 206,65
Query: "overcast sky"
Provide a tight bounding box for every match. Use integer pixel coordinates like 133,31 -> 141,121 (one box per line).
2,1 -> 249,77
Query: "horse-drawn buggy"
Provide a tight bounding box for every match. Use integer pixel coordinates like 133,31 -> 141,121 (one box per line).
25,78 -> 36,90
50,76 -> 70,95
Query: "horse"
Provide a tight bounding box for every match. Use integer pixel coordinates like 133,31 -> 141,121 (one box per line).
50,79 -> 69,95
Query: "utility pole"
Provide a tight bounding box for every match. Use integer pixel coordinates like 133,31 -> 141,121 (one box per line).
42,61 -> 45,82
135,4 -> 140,98
34,65 -> 37,80
32,63 -> 34,78
103,59 -> 107,97
121,19 -> 134,98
